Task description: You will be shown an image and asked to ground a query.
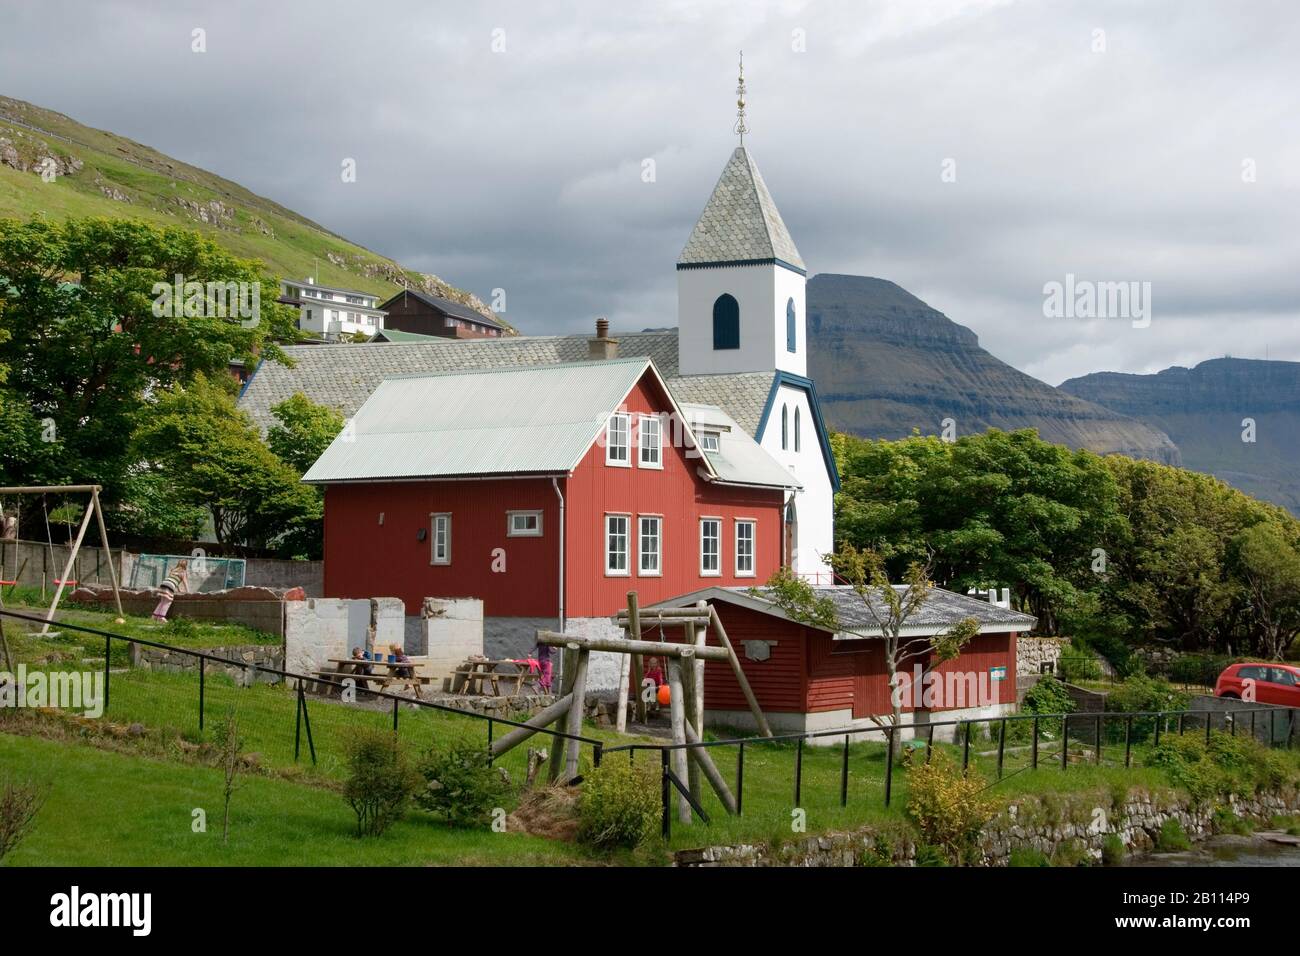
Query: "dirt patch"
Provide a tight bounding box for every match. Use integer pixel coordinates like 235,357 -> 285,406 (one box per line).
507,784 -> 582,842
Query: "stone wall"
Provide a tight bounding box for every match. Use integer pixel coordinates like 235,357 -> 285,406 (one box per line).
1017,635 -> 1066,677
70,584 -> 288,636
128,642 -> 284,686
675,784 -> 1300,867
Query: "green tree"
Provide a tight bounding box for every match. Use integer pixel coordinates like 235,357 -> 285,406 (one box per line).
267,393 -> 344,474
0,216 -> 299,508
1234,522 -> 1300,660
131,374 -> 320,553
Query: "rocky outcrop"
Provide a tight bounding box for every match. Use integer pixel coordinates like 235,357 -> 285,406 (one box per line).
806,274 -> 1181,464
1061,358 -> 1300,514
0,132 -> 82,178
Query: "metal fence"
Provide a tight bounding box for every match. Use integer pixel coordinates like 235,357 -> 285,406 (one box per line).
128,553 -> 247,592
0,606 -> 603,772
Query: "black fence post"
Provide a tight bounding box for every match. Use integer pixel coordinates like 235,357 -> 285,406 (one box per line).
1230,709 -> 1236,736
1271,710 -> 1277,747
294,680 -> 303,762
1031,716 -> 1039,770
103,634 -> 111,712
1206,711 -> 1213,745
840,734 -> 849,808
1154,712 -> 1162,748
1061,715 -> 1069,769
199,659 -> 205,731
660,749 -> 671,840
392,696 -> 399,733
884,727 -> 895,807
736,741 -> 745,816
926,724 -> 935,764
593,742 -> 603,768
487,718 -> 494,765
794,736 -> 804,807
1251,710 -> 1257,743
996,719 -> 1006,779
1289,709 -> 1296,750
1178,713 -> 1185,736
1096,714 -> 1103,765
962,722 -> 971,770
1124,714 -> 1132,768
301,686 -> 316,765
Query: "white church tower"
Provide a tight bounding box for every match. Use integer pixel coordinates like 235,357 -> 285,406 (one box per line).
675,60 -> 806,377
675,57 -> 835,580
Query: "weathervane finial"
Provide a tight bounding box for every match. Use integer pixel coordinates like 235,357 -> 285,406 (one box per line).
734,51 -> 748,146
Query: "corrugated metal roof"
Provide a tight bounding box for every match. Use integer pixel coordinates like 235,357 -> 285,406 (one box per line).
681,402 -> 799,490
302,358 -> 652,482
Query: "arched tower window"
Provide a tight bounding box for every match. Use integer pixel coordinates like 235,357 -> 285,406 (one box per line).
781,404 -> 788,450
712,294 -> 740,350
786,298 -> 797,353
794,407 -> 801,452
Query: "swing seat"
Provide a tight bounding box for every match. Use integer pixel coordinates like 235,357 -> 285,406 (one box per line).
53,579 -> 77,586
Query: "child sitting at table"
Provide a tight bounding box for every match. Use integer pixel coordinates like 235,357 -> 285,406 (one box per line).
390,645 -> 413,678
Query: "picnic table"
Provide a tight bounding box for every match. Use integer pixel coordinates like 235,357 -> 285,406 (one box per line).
318,657 -> 433,697
450,658 -> 541,697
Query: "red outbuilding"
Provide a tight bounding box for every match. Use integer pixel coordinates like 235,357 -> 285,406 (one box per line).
650,585 -> 1037,739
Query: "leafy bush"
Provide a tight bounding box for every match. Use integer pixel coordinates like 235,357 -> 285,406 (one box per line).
913,844 -> 950,867
578,758 -> 660,850
1155,818 -> 1191,852
1101,834 -> 1126,866
1149,731 -> 1297,804
1010,674 -> 1075,741
1009,847 -> 1051,867
1212,805 -> 1253,836
343,728 -> 419,837
414,741 -> 509,828
0,776 -> 48,862
1107,673 -> 1189,715
905,749 -> 996,865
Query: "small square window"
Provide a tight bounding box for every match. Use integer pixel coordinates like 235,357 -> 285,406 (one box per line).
638,415 -> 663,469
606,515 -> 630,575
507,511 -> 543,537
639,516 -> 662,576
735,520 -> 756,576
700,431 -> 721,453
700,518 -> 721,576
606,413 -> 630,467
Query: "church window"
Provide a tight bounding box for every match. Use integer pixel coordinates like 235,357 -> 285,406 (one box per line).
794,407 -> 801,452
713,294 -> 740,350
786,298 -> 797,352
781,405 -> 788,450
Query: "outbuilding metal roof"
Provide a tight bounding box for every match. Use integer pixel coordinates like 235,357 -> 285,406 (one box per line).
682,403 -> 800,490
651,585 -> 1037,636
302,358 -> 655,483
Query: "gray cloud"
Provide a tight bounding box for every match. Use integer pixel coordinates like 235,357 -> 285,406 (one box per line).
1,0 -> 1296,383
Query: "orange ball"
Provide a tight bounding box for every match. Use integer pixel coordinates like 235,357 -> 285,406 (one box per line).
656,684 -> 671,706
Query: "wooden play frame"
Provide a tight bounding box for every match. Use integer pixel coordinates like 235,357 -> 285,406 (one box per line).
0,485 -> 124,635
488,590 -> 772,824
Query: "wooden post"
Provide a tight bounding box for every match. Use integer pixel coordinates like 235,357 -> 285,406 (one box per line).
679,642 -> 701,806
693,600 -> 707,735
627,592 -> 646,723
562,648 -> 590,781
548,645 -> 579,783
667,657 -> 690,823
684,717 -> 737,815
536,631 -> 729,660
41,496 -> 95,636
615,651 -> 631,734
90,488 -> 124,619
706,605 -> 772,737
489,693 -> 574,757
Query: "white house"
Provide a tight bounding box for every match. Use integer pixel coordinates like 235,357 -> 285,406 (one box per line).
280,278 -> 387,341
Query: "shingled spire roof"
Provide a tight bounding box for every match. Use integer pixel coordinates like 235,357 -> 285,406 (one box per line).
676,147 -> 805,274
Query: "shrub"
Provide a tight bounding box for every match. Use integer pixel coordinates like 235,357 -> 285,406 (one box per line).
1166,653 -> 1231,688
1106,673 -> 1188,715
1150,731 -> 1298,804
1155,818 -> 1191,852
1050,838 -> 1090,867
414,741 -> 509,828
343,728 -> 419,837
1212,805 -> 1253,836
0,776 -> 48,862
905,749 -> 996,865
165,616 -> 198,639
1101,833 -> 1126,866
578,758 -> 660,850
1010,674 -> 1075,741
1057,653 -> 1102,683
914,844 -> 950,867
1009,847 -> 1051,867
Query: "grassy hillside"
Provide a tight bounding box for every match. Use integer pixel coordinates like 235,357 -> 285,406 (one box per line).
0,94 -> 512,331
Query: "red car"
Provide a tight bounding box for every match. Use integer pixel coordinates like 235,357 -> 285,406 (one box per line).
1214,662 -> 1300,706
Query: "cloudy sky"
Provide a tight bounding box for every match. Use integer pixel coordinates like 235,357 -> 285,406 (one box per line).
1,0 -> 1296,384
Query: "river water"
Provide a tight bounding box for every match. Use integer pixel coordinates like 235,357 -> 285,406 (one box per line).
1132,833 -> 1300,867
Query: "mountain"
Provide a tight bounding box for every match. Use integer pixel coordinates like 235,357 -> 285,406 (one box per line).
806,273 -> 1181,464
0,95 -> 507,329
1060,358 -> 1300,513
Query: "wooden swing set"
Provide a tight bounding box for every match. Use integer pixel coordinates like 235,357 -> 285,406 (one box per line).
486,590 -> 773,824
0,485 -> 124,637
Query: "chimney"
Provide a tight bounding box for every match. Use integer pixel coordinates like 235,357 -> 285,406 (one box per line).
588,317 -> 619,360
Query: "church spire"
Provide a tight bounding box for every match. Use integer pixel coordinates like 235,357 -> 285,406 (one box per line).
734,52 -> 748,146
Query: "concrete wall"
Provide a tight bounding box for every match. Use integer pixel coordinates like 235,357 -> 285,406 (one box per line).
243,556 -> 322,596
419,598 -> 484,684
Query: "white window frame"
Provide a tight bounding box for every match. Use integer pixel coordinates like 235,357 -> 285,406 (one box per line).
430,512 -> 451,565
699,430 -> 721,453
735,519 -> 756,577
638,515 -> 662,576
507,510 -> 543,537
605,412 -> 631,467
700,517 -> 721,577
605,514 -> 630,576
638,414 -> 663,469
